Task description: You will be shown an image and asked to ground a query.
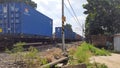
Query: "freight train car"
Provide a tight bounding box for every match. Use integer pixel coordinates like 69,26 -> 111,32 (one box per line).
75,34 -> 83,41
55,27 -> 82,42
0,2 -> 53,48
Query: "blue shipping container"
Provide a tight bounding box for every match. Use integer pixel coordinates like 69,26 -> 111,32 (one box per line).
55,27 -> 76,40
0,2 -> 53,37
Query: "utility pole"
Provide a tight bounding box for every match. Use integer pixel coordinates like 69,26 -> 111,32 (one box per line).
62,0 -> 66,52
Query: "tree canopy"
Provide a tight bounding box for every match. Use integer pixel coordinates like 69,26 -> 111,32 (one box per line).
83,0 -> 120,36
0,0 -> 37,8
65,23 -> 73,31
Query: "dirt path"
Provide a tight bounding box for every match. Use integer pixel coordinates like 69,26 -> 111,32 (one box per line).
90,53 -> 120,68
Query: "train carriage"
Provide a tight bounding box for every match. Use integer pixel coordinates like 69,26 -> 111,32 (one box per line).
0,2 -> 53,48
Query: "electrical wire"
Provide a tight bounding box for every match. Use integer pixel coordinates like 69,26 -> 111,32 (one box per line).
67,0 -> 82,27
64,3 -> 78,25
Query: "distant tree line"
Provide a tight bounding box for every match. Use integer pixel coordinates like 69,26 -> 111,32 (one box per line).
0,0 -> 37,8
83,0 -> 120,36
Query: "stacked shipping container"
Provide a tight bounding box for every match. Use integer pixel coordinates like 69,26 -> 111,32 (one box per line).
55,27 -> 81,41
0,2 -> 53,37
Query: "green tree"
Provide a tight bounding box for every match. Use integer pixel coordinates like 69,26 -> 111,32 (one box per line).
83,0 -> 120,36
65,23 -> 73,31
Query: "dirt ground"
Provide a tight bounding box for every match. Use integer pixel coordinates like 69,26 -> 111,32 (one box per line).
90,53 -> 120,68
0,41 -> 81,68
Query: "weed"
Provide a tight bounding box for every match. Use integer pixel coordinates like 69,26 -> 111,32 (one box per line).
87,63 -> 108,68
24,46 -> 39,67
68,42 -> 110,67
100,63 -> 108,68
80,42 -> 111,56
88,45 -> 111,56
5,42 -> 50,67
25,46 -> 38,59
12,42 -> 25,53
5,48 -> 12,54
5,42 -> 25,54
40,58 -> 48,65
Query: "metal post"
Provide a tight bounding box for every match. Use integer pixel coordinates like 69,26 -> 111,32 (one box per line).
62,0 -> 65,52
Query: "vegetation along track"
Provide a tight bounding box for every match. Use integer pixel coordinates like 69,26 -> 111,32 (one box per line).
35,41 -> 82,52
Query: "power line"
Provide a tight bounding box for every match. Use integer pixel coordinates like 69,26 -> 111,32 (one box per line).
64,3 -> 82,31
67,0 -> 82,27
64,3 -> 78,25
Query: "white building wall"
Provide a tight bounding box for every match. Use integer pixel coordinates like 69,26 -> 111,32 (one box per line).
114,35 -> 120,52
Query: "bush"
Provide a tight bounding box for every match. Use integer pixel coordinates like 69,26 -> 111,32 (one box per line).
68,42 -> 111,65
25,46 -> 38,59
5,42 -> 25,54
74,43 -> 92,63
88,44 -> 111,56
5,48 -> 12,54
5,42 -> 50,67
12,42 -> 25,53
24,46 -> 39,67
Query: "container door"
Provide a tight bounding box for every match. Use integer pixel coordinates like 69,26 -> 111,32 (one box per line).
0,3 -> 21,34
9,3 -> 21,34
2,3 -> 8,34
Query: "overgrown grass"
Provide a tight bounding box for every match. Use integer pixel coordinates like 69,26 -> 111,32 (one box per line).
12,42 -> 25,53
75,42 -> 111,56
5,42 -> 49,67
5,42 -> 25,54
84,42 -> 111,56
74,44 -> 92,64
87,63 -> 108,68
68,42 -> 110,68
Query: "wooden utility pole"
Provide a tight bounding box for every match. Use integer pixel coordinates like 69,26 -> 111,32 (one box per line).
62,0 -> 66,52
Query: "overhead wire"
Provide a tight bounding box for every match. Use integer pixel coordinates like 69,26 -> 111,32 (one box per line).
64,3 -> 82,32
66,0 -> 82,27
64,3 -> 78,25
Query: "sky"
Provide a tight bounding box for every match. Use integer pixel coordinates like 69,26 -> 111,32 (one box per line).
32,0 -> 87,36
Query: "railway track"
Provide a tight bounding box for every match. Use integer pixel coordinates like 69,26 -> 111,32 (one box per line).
0,40 -> 82,52
23,41 -> 82,51
0,41 -> 82,67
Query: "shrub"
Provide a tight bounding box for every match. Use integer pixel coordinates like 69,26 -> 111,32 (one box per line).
12,42 -> 25,53
68,42 -> 111,65
74,42 -> 92,64
5,42 -> 49,67
88,44 -> 111,56
24,46 -> 39,67
87,63 -> 108,68
5,48 -> 12,54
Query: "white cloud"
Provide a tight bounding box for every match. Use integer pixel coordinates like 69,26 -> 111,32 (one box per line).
32,0 -> 87,36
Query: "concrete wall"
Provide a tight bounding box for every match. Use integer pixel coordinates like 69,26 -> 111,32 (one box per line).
114,34 -> 120,52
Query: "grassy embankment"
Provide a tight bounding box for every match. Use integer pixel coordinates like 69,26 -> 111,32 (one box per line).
68,42 -> 111,68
